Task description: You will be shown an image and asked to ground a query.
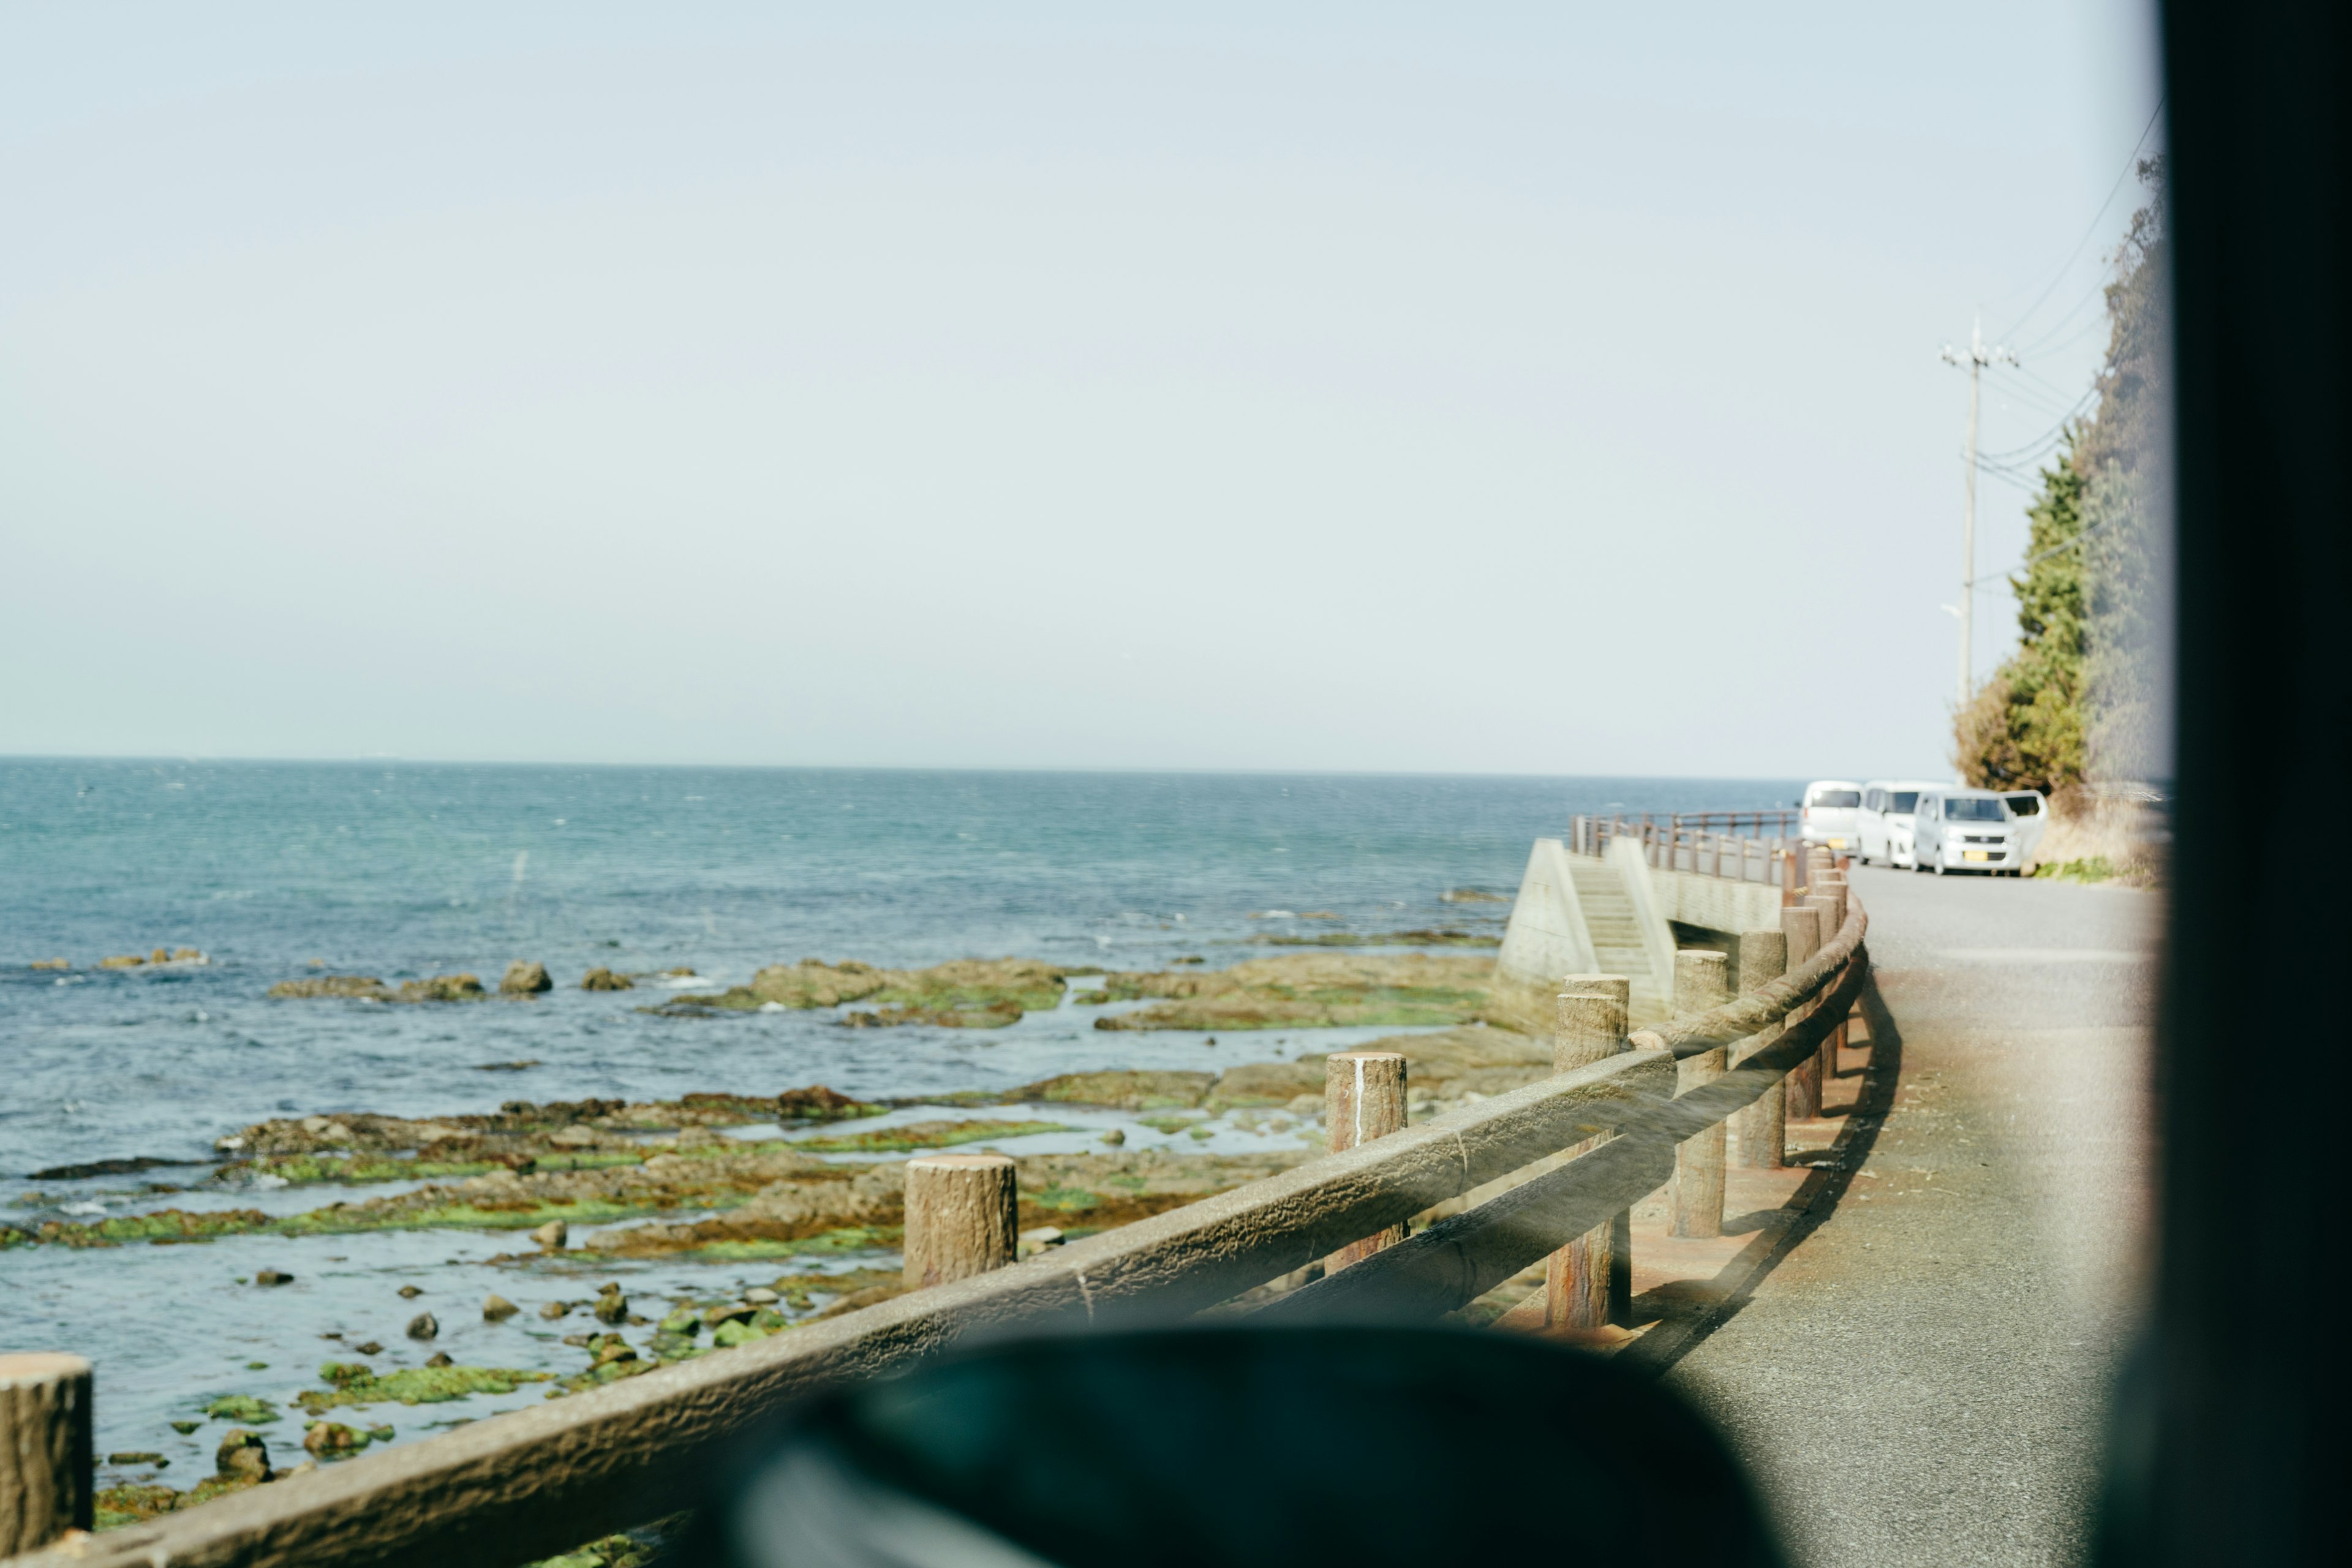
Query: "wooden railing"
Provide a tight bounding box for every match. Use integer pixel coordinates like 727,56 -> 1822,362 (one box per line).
4,897 -> 1868,1568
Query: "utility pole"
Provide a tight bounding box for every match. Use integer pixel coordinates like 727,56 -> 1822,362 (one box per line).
1940,314 -> 2016,709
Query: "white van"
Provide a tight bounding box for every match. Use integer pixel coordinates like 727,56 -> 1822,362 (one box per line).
1798,780 -> 1864,852
1912,787 -> 2027,875
1857,780 -> 1945,869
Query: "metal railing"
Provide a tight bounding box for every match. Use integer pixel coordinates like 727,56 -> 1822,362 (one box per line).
1570,812 -> 1804,893
6,899 -> 1868,1568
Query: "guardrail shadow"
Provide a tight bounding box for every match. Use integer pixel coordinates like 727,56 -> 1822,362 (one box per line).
1614,967 -> 1903,1376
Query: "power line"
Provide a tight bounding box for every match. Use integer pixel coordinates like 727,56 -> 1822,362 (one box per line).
1996,98 -> 2165,343
1962,513 -> 2118,587
1978,399 -> 2089,462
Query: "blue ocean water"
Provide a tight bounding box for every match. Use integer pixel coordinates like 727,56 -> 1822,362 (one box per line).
1,760 -> 1801,1175
0,760 -> 1798,1469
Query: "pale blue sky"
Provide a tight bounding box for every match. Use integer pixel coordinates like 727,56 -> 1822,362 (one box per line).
0,2 -> 2159,778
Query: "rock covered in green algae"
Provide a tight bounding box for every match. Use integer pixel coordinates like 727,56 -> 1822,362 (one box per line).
206,1088 -> 880,1182
580,967 -> 633,990
296,1362 -> 552,1414
402,973 -> 486,1001
204,1395 -> 277,1423
1009,1071 -> 1218,1110
215,1429 -> 270,1478
266,974 -> 390,1000
582,1159 -> 908,1257
662,957 -> 1069,1027
265,972 -> 488,1003
710,1310 -> 786,1348
301,1422 -> 370,1458
500,960 -> 553,994
526,1518 -> 686,1568
94,1474 -> 262,1531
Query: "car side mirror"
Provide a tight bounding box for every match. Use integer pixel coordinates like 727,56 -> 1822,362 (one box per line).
687,1325 -> 1787,1568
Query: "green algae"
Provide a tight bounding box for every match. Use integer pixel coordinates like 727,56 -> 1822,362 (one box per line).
1014,1070 -> 1216,1110
1031,1185 -> 1101,1212
295,1363 -> 551,1414
223,1148 -> 650,1185
527,1515 -> 687,1568
790,1118 -> 1071,1155
301,1421 -> 372,1458
203,1395 -> 278,1423
96,1474 -> 262,1531
571,1225 -> 902,1265
1136,1113 -> 1208,1134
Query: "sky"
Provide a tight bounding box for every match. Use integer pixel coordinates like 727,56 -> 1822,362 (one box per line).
0,2 -> 2162,778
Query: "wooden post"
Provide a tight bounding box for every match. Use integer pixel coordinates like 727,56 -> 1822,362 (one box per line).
901,1154 -> 1018,1288
1668,951 -> 1730,1239
1807,886 -> 1846,1088
1325,1051 -> 1408,1271
1817,871 -> 1852,1079
1545,978 -> 1629,1329
1,1353 -> 92,1556
1782,905 -> 1824,1120
1730,930 -> 1790,1168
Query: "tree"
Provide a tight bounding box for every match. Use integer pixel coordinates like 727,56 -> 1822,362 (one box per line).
1953,159 -> 2166,792
2078,159 -> 2171,783
1953,437 -> 2088,793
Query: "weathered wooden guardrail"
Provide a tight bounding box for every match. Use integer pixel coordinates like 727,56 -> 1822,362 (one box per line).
2,895 -> 1866,1568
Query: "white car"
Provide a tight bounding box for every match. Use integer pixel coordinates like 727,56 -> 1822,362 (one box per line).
1798,780 -> 1864,854
1858,780 -> 1946,869
2000,790 -> 2051,864
1912,787 -> 2028,876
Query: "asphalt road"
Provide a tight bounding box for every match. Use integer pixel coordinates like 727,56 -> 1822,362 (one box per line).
1663,864 -> 2160,1568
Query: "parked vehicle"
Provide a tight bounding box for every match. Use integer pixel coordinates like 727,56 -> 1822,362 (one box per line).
1798,780 -> 1864,852
2001,790 -> 2051,863
1856,780 -> 1945,869
1912,787 -> 2029,876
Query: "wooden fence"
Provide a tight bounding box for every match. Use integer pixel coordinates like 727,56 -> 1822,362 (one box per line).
3,895 -> 1867,1568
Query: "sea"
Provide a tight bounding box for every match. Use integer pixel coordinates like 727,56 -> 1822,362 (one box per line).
0,760 -> 1798,1477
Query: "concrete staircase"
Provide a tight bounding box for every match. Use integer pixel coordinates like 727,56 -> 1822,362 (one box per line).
1567,858 -> 1665,1019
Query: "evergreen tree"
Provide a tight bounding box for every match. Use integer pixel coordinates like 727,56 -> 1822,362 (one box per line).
1953,159 -> 2166,792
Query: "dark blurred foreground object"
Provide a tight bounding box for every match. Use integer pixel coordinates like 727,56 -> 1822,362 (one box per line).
2116,2 -> 2352,1564
688,1325 -> 1782,1568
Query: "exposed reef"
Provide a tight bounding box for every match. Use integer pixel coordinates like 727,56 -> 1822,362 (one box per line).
658,957 -> 1069,1027
1086,952 -> 1495,1031
997,1026 -> 1550,1113
266,973 -> 492,1003
1248,928 -> 1499,948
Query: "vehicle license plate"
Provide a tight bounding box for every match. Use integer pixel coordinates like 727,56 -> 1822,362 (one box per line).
1962,850 -> 1989,862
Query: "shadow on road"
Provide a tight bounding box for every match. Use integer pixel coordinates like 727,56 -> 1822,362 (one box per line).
1617,968 -> 1905,1377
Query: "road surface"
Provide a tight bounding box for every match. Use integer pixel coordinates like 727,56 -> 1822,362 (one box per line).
1663,864 -> 2160,1567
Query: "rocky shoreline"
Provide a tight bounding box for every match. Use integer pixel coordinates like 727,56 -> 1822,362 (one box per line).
23,938 -> 1550,1543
